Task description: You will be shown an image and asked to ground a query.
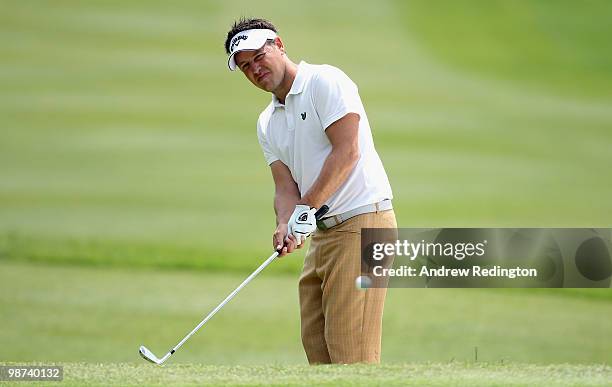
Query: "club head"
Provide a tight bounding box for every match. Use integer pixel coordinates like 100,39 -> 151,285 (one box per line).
139,345 -> 163,365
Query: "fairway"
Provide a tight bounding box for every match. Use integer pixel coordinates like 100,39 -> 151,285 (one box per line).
1,0 -> 612,272
1,0 -> 612,385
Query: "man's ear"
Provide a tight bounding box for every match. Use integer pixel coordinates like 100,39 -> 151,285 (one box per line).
274,37 -> 286,54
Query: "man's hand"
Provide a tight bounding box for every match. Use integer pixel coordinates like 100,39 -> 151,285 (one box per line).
273,223 -> 302,257
287,205 -> 317,246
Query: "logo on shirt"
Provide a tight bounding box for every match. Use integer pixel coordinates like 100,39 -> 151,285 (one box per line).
301,112 -> 307,120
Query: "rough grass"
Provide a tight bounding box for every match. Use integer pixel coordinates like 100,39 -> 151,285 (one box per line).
1,362 -> 610,386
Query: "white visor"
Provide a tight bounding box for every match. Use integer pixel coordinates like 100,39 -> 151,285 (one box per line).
227,29 -> 277,71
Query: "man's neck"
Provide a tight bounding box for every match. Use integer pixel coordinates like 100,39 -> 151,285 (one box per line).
273,60 -> 298,105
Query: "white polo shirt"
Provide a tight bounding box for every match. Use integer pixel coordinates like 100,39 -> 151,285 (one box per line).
256,61 -> 393,217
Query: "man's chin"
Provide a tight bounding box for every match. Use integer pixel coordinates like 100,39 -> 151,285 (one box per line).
258,82 -> 274,93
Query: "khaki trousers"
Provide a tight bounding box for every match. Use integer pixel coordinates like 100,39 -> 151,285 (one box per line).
298,209 -> 397,364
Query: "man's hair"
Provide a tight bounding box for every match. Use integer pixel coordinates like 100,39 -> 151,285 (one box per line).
224,17 -> 278,55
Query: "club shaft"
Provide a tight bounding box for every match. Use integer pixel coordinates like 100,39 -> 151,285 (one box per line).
168,250 -> 280,355
153,205 -> 330,364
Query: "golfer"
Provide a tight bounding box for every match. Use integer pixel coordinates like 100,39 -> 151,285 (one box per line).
224,18 -> 396,364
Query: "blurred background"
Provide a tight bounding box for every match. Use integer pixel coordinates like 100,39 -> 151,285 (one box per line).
1,0 -> 611,364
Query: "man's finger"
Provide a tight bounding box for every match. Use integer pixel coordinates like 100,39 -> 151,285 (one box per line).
293,233 -> 302,247
288,234 -> 298,245
286,240 -> 295,254
285,236 -> 296,253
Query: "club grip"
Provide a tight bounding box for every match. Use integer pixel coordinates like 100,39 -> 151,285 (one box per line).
275,205 -> 329,254
314,205 -> 329,220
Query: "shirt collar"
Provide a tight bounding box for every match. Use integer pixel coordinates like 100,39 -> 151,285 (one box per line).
272,61 -> 308,107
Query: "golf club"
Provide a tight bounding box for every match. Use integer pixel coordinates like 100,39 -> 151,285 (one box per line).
139,205 -> 329,365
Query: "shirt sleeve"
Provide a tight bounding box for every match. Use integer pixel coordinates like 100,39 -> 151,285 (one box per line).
257,118 -> 279,166
311,66 -> 362,130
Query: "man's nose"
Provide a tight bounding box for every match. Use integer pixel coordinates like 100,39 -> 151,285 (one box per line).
251,61 -> 262,75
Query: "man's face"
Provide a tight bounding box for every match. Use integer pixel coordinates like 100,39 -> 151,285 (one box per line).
235,40 -> 285,93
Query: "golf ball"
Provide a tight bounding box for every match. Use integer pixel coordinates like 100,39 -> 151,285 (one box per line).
355,275 -> 372,290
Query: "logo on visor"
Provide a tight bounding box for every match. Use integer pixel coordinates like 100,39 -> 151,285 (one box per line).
230,35 -> 248,52
301,112 -> 307,120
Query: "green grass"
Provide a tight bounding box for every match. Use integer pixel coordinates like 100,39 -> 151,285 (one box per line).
1,261 -> 611,365
398,0 -> 612,98
1,0 -> 612,272
1,362 -> 611,386
1,2 -> 611,383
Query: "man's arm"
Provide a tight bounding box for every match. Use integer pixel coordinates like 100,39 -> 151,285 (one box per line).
271,160 -> 300,224
270,160 -> 301,256
298,113 -> 360,208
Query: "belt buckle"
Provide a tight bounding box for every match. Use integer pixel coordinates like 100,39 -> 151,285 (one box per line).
316,219 -> 328,231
